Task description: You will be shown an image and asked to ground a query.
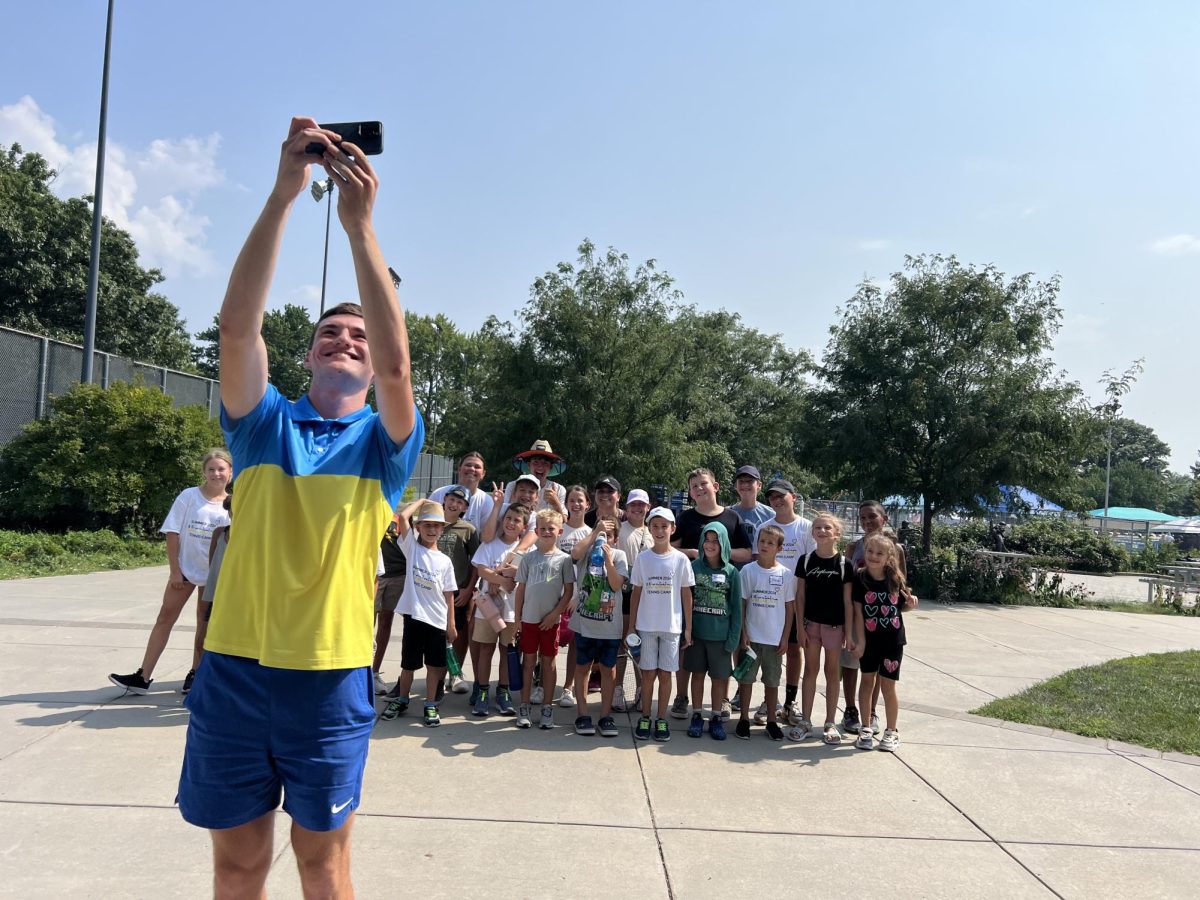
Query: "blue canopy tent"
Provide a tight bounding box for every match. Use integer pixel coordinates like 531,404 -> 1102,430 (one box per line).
989,485 -> 1064,516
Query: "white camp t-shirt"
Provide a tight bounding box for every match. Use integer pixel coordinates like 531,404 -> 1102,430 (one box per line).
396,530 -> 458,629
631,548 -> 695,633
428,484 -> 495,534
740,560 -> 796,645
559,523 -> 593,583
754,516 -> 817,576
618,521 -> 653,575
471,538 -> 526,623
160,487 -> 230,585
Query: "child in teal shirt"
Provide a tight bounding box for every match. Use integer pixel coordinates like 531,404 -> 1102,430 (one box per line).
683,522 -> 743,740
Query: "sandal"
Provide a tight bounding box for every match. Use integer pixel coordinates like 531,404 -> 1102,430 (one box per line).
823,722 -> 842,745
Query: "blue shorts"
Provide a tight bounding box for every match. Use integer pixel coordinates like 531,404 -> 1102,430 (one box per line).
178,652 -> 375,832
575,635 -> 620,668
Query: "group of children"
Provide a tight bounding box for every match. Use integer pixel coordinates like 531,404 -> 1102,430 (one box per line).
375,464 -> 917,752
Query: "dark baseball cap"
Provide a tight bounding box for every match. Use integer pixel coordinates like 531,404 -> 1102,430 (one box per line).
593,475 -> 621,493
445,485 -> 469,502
734,465 -> 762,481
766,479 -> 796,496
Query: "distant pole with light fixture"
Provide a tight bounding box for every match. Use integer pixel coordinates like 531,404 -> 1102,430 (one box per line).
310,178 -> 334,315
82,0 -> 116,384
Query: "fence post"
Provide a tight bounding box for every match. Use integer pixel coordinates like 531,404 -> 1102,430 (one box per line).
102,353 -> 111,388
36,337 -> 50,419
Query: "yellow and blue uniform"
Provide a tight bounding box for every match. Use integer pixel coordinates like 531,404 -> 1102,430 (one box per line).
179,385 -> 424,832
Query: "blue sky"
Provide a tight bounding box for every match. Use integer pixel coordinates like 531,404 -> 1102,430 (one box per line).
2,2 -> 1197,471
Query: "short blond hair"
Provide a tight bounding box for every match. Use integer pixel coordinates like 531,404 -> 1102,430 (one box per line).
535,508 -> 564,529
810,512 -> 844,537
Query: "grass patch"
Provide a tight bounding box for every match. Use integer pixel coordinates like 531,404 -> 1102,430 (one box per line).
0,529 -> 166,579
973,651 -> 1200,756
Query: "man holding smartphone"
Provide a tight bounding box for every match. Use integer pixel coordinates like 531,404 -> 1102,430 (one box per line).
177,116 -> 424,898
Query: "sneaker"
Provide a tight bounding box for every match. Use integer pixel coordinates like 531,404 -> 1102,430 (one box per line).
516,704 -> 532,728
531,686 -> 544,705
449,674 -> 470,695
574,715 -> 595,736
765,721 -> 784,741
842,705 -> 861,735
598,715 -> 619,738
753,702 -> 769,726
653,718 -> 671,742
871,713 -> 881,735
709,715 -> 727,741
472,686 -> 490,717
558,688 -> 576,708
181,669 -> 196,695
786,719 -> 810,742
372,672 -> 388,695
735,719 -> 751,740
785,700 -> 802,726
468,682 -> 481,707
878,728 -> 900,752
720,698 -> 732,720
109,669 -> 152,695
588,671 -> 601,694
687,712 -> 704,738
611,685 -> 628,712
669,696 -> 689,719
380,696 -> 408,720
496,687 -> 516,716
634,716 -> 652,741
539,704 -> 555,730
730,694 -> 742,713
423,703 -> 441,727
855,727 -> 874,750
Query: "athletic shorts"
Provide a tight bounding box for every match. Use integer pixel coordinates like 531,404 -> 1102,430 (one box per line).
471,617 -> 518,644
682,638 -> 733,678
519,622 -> 559,658
400,615 -> 447,671
637,630 -> 680,672
859,641 -> 903,681
736,641 -> 784,688
804,620 -> 845,653
374,576 -> 405,614
575,635 -> 620,667
454,600 -> 470,634
622,587 -> 633,617
557,609 -> 574,647
178,652 -> 374,833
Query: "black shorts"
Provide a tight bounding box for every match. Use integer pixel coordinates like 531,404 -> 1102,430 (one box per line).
859,641 -> 903,681
400,615 -> 448,671
622,587 -> 633,617
453,600 -> 470,633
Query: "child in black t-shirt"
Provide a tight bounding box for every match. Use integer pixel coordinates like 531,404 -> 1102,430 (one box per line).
851,533 -> 917,752
793,513 -> 854,744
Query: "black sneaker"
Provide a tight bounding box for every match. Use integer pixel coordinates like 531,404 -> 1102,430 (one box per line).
598,715 -> 619,737
766,721 -> 784,741
634,716 -> 652,740
574,715 -> 596,736
687,712 -> 704,738
842,705 -> 861,735
653,718 -> 671,742
181,669 -> 196,695
380,697 -> 409,721
109,669 -> 152,695
735,719 -> 751,740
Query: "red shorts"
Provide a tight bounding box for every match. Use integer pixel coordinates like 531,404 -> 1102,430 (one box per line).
519,622 -> 559,658
557,609 -> 574,646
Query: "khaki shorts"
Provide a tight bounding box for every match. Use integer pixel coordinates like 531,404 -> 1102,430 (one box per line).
374,576 -> 405,614
737,641 -> 784,688
471,617 -> 518,644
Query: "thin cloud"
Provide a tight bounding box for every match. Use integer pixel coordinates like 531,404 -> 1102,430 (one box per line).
0,95 -> 223,276
1149,234 -> 1200,257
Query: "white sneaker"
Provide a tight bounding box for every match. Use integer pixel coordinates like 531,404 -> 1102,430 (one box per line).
855,728 -> 874,750
611,685 -> 628,712
753,702 -> 769,726
449,674 -> 469,695
720,699 -> 732,720
531,686 -> 544,705
785,701 -> 802,726
558,688 -> 576,708
878,728 -> 900,752
373,672 -> 388,695
871,713 -> 880,735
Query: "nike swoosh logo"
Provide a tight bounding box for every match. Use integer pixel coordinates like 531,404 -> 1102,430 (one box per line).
331,798 -> 353,814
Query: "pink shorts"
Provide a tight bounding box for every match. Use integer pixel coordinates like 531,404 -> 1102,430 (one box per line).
804,619 -> 844,652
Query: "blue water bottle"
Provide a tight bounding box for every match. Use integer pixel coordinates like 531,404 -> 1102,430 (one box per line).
505,642 -> 524,692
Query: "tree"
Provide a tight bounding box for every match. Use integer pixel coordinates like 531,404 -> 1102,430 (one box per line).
803,254 -> 1087,551
0,144 -> 194,369
193,303 -> 316,399
0,381 -> 224,534
1070,417 -> 1177,511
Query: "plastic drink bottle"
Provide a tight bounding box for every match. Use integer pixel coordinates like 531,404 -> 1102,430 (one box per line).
731,646 -> 758,681
505,642 -> 524,691
445,643 -> 462,677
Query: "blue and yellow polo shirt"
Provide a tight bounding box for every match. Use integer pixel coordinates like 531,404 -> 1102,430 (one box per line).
206,385 -> 424,670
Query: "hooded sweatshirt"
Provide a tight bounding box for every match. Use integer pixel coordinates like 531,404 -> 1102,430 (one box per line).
690,522 -> 743,650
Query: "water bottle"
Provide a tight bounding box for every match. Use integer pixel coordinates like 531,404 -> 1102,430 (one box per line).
625,632 -> 642,663
731,646 -> 758,682
445,643 -> 462,677
505,642 -> 524,691
588,533 -> 606,577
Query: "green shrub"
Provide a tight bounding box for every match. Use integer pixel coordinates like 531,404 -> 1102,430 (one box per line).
0,381 -> 224,535
0,528 -> 166,578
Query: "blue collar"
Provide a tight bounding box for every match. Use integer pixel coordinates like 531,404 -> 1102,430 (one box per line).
292,394 -> 373,424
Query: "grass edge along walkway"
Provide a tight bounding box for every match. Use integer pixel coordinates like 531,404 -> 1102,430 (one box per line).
0,529 -> 166,579
973,650 -> 1200,757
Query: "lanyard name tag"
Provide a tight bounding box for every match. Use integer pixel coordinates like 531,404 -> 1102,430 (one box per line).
769,575 -> 784,586
712,574 -> 726,584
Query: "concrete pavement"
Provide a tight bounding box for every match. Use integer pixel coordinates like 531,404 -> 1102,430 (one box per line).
2,567 -> 1199,898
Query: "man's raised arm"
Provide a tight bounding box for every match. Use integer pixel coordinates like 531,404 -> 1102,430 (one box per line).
320,142 -> 417,446
220,117 -> 337,419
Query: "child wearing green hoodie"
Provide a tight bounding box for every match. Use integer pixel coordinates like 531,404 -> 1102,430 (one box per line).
683,522 -> 743,740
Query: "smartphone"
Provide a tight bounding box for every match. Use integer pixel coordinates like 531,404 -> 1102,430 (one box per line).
305,121 -> 384,156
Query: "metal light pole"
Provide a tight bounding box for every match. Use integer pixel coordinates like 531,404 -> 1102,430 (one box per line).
82,0 -> 116,384
310,178 -> 334,315
424,322 -> 443,496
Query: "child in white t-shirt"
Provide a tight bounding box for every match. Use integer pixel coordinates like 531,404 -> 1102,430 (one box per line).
735,524 -> 795,741
629,507 -> 694,744
382,500 -> 459,727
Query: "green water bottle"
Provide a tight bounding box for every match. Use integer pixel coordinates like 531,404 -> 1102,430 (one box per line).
445,643 -> 462,677
731,646 -> 758,682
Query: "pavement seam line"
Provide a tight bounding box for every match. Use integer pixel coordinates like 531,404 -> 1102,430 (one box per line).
629,715 -> 677,900
973,607 -> 1136,655
904,652 -> 1000,699
891,752 -> 1066,899
1113,752 -> 1200,799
